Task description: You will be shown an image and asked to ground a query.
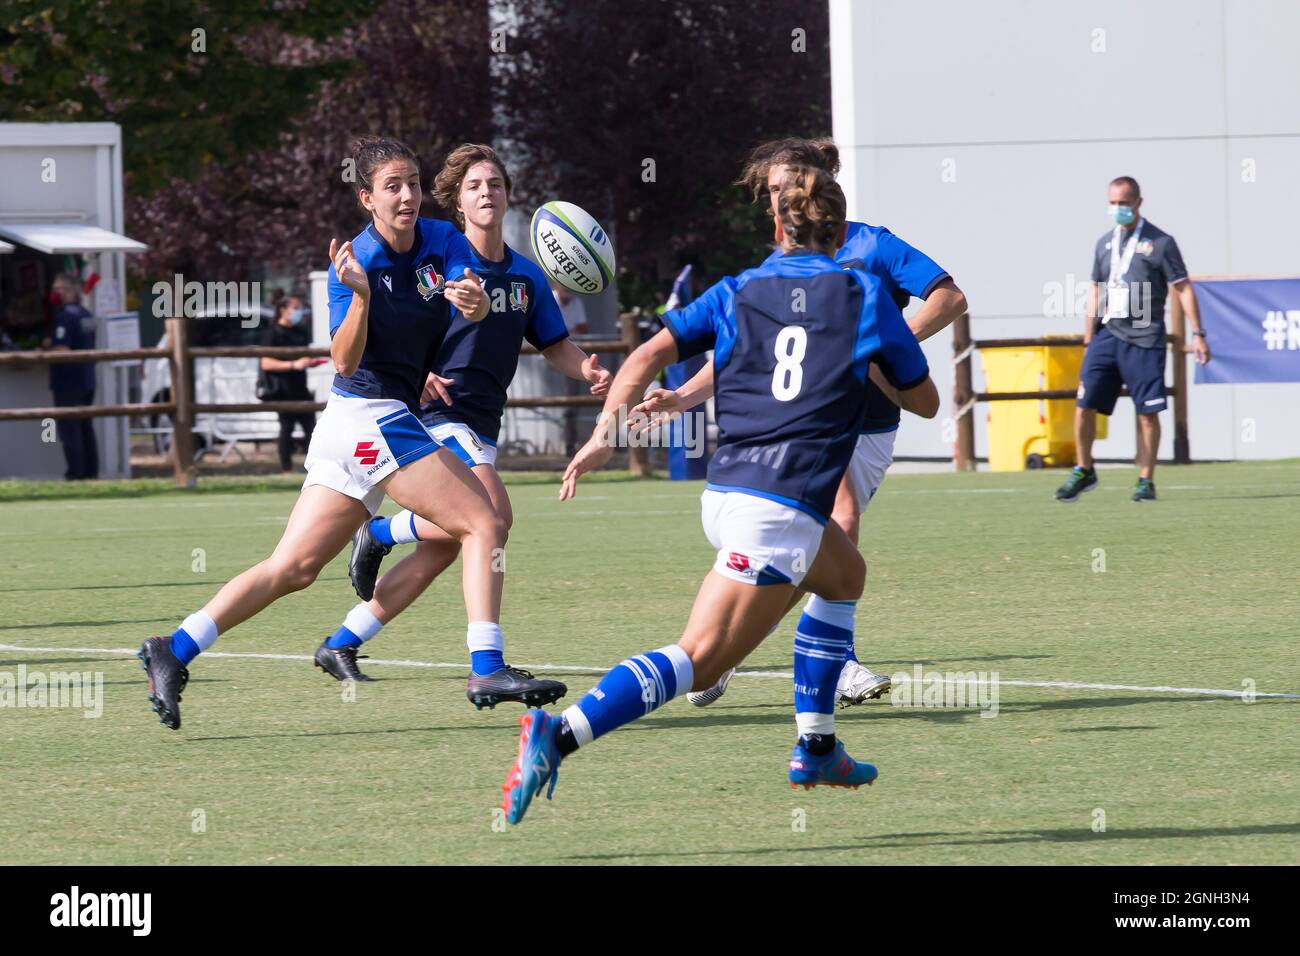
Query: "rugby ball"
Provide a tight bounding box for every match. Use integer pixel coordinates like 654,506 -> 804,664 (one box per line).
530,201 -> 616,295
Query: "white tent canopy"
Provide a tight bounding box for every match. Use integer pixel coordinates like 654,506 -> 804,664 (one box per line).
0,222 -> 146,254
0,240 -> 13,254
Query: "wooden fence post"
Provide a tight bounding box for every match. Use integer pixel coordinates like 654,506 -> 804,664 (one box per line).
952,312 -> 977,471
1168,291 -> 1190,464
620,312 -> 650,477
168,315 -> 196,487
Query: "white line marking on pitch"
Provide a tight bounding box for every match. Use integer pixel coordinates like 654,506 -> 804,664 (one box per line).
1,643 -> 1296,700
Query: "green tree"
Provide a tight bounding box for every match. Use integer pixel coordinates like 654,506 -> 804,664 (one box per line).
0,0 -> 379,194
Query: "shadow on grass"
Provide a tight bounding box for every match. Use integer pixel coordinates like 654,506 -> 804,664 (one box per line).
0,656 -> 137,666
0,576 -> 346,594
1061,725 -> 1159,733
184,722 -> 503,744
563,821 -> 1300,861
0,618 -> 176,632
647,694 -> 1245,729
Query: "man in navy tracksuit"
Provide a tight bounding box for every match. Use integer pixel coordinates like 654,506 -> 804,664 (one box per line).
46,274 -> 99,481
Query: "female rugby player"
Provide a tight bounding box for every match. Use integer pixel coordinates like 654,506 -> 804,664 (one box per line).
314,143 -> 611,709
500,167 -> 938,824
634,137 -> 967,707
138,137 -> 505,730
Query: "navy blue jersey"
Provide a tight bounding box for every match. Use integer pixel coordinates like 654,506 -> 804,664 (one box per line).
664,252 -> 929,521
421,243 -> 569,442
328,217 -> 476,408
48,303 -> 96,393
765,220 -> 946,433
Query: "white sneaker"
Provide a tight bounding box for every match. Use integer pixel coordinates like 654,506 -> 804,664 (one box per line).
687,667 -> 736,707
836,660 -> 891,707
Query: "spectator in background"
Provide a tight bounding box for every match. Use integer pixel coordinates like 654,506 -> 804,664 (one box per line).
257,295 -> 318,473
44,274 -> 99,480
1057,176 -> 1211,504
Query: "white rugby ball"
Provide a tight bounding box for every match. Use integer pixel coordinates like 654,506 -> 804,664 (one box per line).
530,201 -> 616,295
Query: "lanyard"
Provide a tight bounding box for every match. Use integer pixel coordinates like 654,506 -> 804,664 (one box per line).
1109,219 -> 1144,285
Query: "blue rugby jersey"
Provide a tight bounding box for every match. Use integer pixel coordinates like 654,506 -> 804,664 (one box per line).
328,217 -> 476,409
664,251 -> 930,521
765,220 -> 947,433
420,243 -> 569,443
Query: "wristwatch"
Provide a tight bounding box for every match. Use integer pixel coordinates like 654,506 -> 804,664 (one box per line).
1192,330 -> 1207,338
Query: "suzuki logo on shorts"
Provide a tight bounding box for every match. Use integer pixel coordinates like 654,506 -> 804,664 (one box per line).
726,552 -> 751,573
354,441 -> 381,466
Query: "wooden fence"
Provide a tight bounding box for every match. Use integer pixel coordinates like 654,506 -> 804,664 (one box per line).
0,313 -> 648,485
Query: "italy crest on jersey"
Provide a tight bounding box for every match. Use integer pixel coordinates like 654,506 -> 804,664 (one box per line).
509,281 -> 528,312
415,262 -> 444,301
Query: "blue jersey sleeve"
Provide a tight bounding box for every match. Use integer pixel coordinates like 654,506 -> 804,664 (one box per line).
875,229 -> 949,300
852,272 -> 930,391
442,227 -> 477,288
327,264 -> 352,337
524,279 -> 570,351
662,278 -> 734,360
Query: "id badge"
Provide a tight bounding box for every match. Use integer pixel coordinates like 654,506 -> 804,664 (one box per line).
1105,279 -> 1129,320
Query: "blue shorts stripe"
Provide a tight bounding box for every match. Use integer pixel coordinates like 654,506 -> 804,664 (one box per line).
377,410 -> 440,467
440,435 -> 476,468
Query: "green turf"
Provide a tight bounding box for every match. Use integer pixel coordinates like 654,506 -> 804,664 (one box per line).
1,460 -> 1297,864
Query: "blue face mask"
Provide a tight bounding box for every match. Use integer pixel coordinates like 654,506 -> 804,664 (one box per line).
1108,204 -> 1136,226
289,308 -> 305,325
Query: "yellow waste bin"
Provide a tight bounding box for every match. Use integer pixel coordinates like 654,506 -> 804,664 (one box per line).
980,338 -> 1107,472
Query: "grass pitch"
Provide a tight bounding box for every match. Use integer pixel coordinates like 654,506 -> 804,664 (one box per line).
2,461 -> 1297,865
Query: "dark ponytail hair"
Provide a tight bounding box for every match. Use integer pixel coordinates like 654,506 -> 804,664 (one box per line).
777,165 -> 846,251
736,137 -> 841,201
350,136 -> 420,203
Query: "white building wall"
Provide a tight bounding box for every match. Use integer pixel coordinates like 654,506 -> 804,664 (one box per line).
829,0 -> 1300,461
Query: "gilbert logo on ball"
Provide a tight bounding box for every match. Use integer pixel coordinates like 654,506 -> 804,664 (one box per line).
530,201 -> 615,295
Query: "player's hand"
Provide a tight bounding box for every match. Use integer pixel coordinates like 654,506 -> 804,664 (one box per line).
329,239 -> 368,297
1191,335 -> 1211,365
582,353 -> 612,396
421,372 -> 455,405
629,388 -> 684,437
445,268 -> 487,320
559,437 -> 613,501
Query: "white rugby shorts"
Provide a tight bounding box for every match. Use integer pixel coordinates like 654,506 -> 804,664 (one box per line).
700,488 -> 825,587
846,429 -> 897,512
423,417 -> 497,468
302,391 -> 440,514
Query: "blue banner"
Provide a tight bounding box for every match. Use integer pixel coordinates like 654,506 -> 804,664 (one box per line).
1194,277 -> 1300,384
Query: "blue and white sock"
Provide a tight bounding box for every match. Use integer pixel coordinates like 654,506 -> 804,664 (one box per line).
369,510 -> 420,548
561,645 -> 694,748
793,596 -> 856,738
326,604 -> 385,649
169,610 -> 218,666
467,620 -> 505,675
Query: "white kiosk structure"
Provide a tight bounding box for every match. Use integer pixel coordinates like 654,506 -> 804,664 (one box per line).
0,122 -> 146,478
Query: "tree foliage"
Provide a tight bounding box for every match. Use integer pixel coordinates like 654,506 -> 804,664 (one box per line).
495,0 -> 831,304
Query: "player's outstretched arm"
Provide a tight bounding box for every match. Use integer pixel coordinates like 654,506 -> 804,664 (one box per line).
558,328 -> 680,501
870,364 -> 939,419
541,340 -> 612,395
907,278 -> 967,343
633,358 -> 714,417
